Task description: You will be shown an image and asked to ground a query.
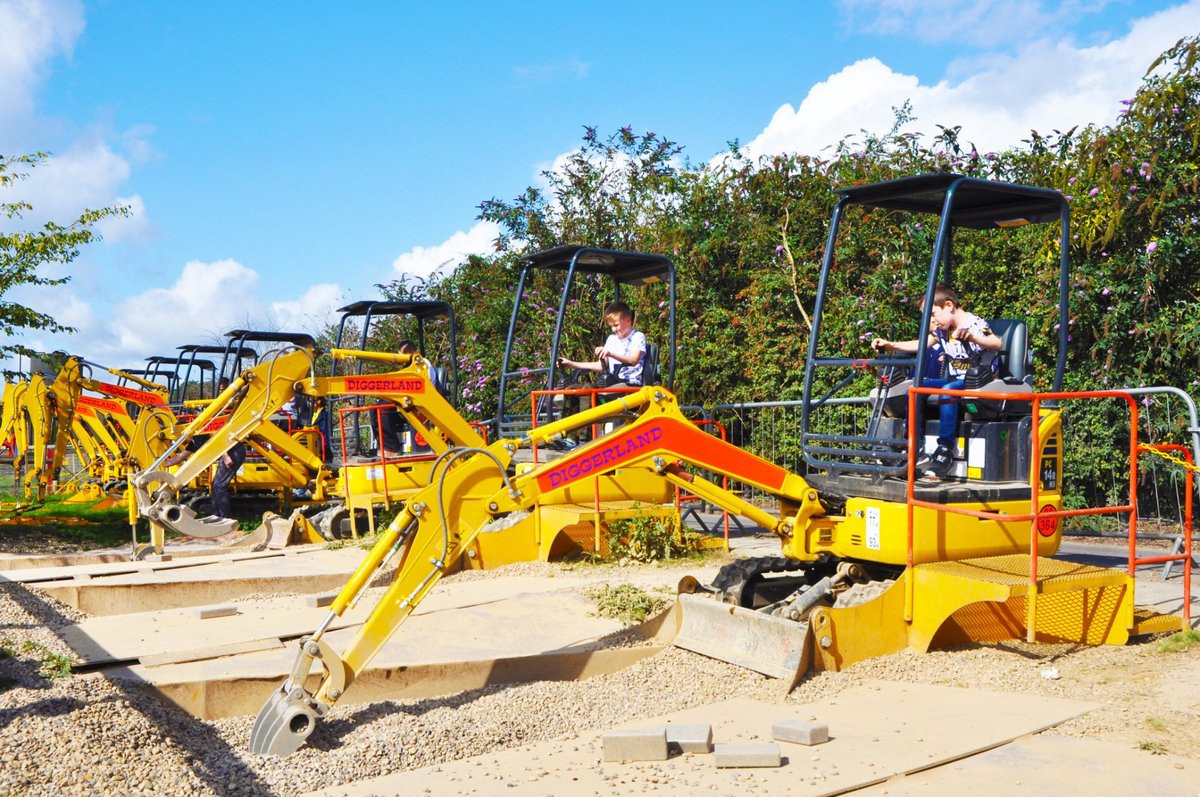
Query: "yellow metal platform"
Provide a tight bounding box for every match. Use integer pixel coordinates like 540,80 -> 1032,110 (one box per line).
809,554 -> 1183,673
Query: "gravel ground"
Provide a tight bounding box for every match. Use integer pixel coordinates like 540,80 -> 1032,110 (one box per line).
1,552 -> 1198,796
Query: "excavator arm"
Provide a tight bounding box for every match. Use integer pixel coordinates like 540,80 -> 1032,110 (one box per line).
132,347 -> 488,539
132,347 -> 319,537
249,386 -> 824,755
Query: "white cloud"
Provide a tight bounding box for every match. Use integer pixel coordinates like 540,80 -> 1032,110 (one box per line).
743,1 -> 1200,159
268,283 -> 346,336
0,0 -> 152,246
0,0 -> 83,137
108,259 -> 262,356
7,260 -> 346,369
391,220 -> 501,280
4,141 -> 155,243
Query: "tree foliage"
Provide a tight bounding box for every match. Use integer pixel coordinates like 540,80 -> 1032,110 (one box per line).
1,152 -> 128,375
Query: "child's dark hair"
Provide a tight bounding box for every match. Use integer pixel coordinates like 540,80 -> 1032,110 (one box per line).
918,284 -> 959,309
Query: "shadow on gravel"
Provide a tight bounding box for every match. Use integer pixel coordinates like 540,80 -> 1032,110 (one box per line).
1,581 -> 281,797
307,680 -> 526,752
0,695 -> 85,730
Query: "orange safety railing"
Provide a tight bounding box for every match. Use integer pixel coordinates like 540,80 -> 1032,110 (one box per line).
335,403 -> 435,502
528,385 -> 640,464
906,385 -> 1192,637
1135,444 -> 1193,626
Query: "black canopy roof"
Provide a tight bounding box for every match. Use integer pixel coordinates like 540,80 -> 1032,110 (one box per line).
521,245 -> 673,286
224,329 -> 317,348
836,173 -> 1065,229
178,344 -> 256,358
336,300 -> 453,322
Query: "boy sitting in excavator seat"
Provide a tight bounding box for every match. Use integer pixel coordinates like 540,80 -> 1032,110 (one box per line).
871,285 -> 1003,481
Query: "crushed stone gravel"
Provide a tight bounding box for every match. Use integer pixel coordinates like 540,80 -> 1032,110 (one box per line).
0,555 -> 1197,796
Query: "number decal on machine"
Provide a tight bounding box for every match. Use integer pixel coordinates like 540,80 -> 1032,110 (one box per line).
865,506 -> 881,550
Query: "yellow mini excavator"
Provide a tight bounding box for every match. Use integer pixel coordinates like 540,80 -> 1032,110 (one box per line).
246,175 -> 1183,756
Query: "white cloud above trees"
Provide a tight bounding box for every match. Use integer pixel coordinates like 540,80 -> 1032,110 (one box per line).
391,220 -> 500,280
743,1 -> 1200,158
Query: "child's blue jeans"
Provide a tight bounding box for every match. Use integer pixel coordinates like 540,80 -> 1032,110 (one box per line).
920,377 -> 964,446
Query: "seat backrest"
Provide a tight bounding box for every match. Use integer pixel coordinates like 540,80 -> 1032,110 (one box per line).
987,319 -> 1030,382
429,366 -> 449,398
640,343 -> 660,386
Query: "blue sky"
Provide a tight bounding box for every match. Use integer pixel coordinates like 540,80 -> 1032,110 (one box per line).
3,0 -> 1198,370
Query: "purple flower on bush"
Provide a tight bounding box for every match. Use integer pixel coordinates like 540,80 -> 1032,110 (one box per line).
1068,177 -> 1077,185
775,245 -> 784,254
1101,287 -> 1111,296
1089,187 -> 1099,196
1146,241 -> 1158,254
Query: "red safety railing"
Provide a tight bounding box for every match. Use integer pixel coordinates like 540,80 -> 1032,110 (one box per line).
528,385 -> 640,464
905,385 -> 1192,636
1135,444 -> 1193,626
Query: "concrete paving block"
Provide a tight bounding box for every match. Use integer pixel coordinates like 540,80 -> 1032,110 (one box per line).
602,727 -> 668,762
194,605 -> 239,620
773,718 -> 829,746
713,743 -> 782,768
144,554 -> 172,563
306,593 -> 336,608
666,723 -> 713,754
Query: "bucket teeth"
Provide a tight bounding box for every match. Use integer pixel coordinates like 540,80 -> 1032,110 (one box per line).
248,682 -> 320,756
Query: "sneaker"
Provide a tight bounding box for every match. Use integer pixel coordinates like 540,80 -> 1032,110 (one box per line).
921,444 -> 954,481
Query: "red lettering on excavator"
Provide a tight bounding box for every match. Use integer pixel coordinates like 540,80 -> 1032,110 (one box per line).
537,417 -> 789,492
95,380 -> 166,406
345,377 -> 427,394
76,395 -> 126,416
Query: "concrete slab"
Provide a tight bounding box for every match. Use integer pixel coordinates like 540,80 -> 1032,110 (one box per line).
853,733 -> 1197,796
301,681 -> 1096,796
6,547 -> 368,615
80,575 -> 681,719
61,575 -> 614,666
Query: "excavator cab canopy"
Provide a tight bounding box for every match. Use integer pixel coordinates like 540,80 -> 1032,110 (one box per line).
176,344 -> 255,401
332,300 -> 459,402
496,245 -> 677,438
800,173 -> 1069,478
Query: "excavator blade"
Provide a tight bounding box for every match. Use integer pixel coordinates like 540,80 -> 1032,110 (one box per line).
672,591 -> 812,682
248,682 -> 319,756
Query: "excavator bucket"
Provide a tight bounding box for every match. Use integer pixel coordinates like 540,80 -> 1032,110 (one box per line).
671,579 -> 811,685
132,469 -> 238,538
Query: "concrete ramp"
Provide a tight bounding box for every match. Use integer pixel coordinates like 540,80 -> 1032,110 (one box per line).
302,682 -> 1097,796
2,546 -> 367,615
61,575 -> 675,719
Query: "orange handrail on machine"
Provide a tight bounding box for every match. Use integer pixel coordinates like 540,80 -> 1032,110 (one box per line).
1135,443 -> 1193,626
904,386 -> 1191,637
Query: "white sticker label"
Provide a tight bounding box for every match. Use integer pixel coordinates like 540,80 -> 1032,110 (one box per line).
865,506 -> 881,550
365,467 -> 382,480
